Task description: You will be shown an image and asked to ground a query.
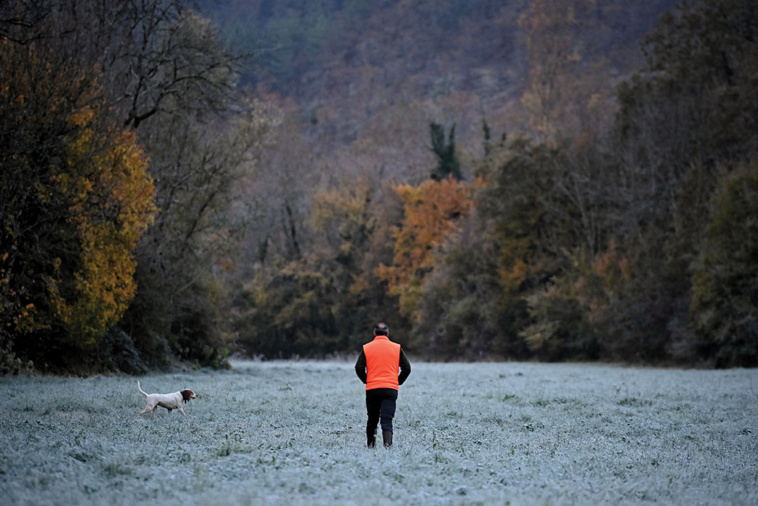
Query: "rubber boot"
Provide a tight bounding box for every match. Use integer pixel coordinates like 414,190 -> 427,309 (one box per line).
367,430 -> 376,448
382,430 -> 393,448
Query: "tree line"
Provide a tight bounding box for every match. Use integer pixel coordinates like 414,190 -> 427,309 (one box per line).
1,0 -> 756,374
233,0 -> 758,368
1,0 -> 269,373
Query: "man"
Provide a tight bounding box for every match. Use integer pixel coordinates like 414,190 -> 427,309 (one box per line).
354,322 -> 411,448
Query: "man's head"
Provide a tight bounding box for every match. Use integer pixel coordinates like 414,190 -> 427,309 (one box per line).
374,322 -> 389,336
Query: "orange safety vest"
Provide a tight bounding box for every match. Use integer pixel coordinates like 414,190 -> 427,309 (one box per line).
363,336 -> 401,391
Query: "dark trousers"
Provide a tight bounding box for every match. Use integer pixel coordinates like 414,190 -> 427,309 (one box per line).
366,388 -> 398,435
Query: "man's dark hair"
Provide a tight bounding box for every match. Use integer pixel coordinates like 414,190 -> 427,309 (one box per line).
374,322 -> 389,336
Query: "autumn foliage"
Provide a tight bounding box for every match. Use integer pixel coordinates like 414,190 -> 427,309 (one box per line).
52,118 -> 156,346
3,0 -> 758,371
0,40 -> 156,371
376,177 -> 475,320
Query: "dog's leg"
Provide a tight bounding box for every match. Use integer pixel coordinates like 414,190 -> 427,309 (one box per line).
137,407 -> 151,417
152,406 -> 158,418
178,406 -> 186,415
167,408 -> 172,415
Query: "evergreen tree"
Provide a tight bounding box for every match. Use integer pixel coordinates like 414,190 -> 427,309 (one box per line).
429,122 -> 462,181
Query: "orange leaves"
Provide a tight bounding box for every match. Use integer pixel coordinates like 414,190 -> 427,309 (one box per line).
499,258 -> 530,296
591,239 -> 631,295
564,240 -> 636,326
377,177 -> 474,318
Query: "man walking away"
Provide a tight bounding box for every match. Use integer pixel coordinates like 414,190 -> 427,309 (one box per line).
354,322 -> 411,448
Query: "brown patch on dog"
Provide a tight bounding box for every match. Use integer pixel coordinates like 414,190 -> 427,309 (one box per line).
181,389 -> 197,403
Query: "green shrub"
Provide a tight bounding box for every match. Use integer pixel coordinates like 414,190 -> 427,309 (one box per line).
690,164 -> 758,367
521,284 -> 598,361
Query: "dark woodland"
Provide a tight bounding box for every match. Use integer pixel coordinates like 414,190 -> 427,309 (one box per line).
1,0 -> 756,374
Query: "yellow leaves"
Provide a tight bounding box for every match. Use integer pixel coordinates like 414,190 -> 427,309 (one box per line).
51,222 -> 142,346
100,129 -> 157,233
67,226 -> 139,345
40,94 -> 156,347
312,179 -> 370,233
50,125 -> 156,346
67,106 -> 95,128
0,39 -> 157,350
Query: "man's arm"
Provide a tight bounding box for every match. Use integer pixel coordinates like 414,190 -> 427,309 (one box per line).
398,347 -> 411,385
355,350 -> 367,384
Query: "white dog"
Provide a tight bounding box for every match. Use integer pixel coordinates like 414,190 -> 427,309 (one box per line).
137,381 -> 197,418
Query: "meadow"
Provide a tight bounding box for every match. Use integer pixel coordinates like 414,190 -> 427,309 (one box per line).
0,360 -> 756,505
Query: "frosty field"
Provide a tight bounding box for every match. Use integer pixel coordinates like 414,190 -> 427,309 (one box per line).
0,361 -> 756,505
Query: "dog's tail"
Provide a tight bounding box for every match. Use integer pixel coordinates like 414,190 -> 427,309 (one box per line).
137,380 -> 148,397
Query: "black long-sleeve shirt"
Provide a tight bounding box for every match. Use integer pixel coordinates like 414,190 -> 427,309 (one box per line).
354,347 -> 411,386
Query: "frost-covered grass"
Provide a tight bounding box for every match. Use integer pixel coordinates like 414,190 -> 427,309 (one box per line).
0,361 -> 756,505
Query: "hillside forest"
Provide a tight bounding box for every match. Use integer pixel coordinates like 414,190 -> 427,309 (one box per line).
1,0 -> 757,374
